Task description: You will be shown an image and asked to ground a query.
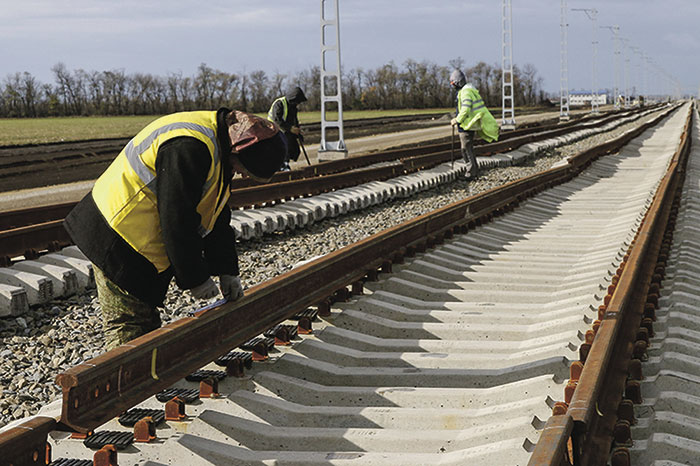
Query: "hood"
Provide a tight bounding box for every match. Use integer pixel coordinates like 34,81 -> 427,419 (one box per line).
285,86 -> 307,105
449,69 -> 466,89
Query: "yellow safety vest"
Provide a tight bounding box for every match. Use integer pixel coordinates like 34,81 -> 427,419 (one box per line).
91,111 -> 230,273
267,96 -> 288,122
456,85 -> 499,143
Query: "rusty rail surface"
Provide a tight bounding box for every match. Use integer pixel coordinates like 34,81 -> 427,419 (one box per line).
0,416 -> 56,466
0,106 -> 660,263
528,104 -> 693,466
230,163 -> 404,208
0,104 -> 678,465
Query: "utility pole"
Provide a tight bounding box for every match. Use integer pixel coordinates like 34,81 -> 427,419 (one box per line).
648,62 -> 655,103
651,61 -> 661,103
501,0 -> 516,130
630,47 -> 646,106
319,0 -> 347,159
630,46 -> 644,106
602,25 -> 620,109
621,38 -> 630,109
643,55 -> 651,105
560,0 -> 570,121
572,8 -> 599,113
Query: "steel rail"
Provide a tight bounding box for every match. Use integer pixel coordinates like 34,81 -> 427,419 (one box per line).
0,416 -> 56,466
229,106 -> 646,189
527,104 -> 693,466
0,106 -> 662,263
0,112 -> 449,153
230,163 -> 404,209
0,112 -> 454,195
0,104 -> 678,465
0,203 -> 76,231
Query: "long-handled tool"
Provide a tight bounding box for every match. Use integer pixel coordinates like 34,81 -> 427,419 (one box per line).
299,138 -> 311,166
451,125 -> 455,169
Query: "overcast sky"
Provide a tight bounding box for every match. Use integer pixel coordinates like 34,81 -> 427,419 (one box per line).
1,0 -> 697,95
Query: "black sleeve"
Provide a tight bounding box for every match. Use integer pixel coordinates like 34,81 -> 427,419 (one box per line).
272,100 -> 292,132
202,204 -> 239,277
155,137 -> 212,290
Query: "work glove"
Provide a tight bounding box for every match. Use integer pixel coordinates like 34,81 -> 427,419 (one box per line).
190,278 -> 219,300
290,126 -> 301,135
450,118 -> 459,127
220,275 -> 244,302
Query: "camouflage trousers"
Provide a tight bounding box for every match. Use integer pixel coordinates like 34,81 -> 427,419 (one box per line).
459,131 -> 479,178
93,266 -> 161,351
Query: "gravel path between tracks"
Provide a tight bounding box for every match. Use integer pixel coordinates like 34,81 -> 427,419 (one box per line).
0,108 -> 669,428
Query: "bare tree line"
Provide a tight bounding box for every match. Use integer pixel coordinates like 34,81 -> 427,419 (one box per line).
0,59 -> 545,118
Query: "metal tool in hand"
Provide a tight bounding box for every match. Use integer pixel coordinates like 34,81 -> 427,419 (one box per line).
451,125 -> 455,169
299,137 -> 311,166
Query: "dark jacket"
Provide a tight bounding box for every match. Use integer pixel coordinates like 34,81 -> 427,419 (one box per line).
64,108 -> 238,307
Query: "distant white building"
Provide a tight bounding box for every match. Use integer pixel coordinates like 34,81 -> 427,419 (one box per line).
569,91 -> 608,107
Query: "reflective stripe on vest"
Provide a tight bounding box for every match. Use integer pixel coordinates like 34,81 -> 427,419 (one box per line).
124,121 -> 219,194
456,85 -> 499,143
267,96 -> 288,122
458,86 -> 478,114
91,111 -> 229,273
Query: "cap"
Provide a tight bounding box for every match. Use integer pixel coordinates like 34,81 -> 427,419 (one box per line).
228,111 -> 286,181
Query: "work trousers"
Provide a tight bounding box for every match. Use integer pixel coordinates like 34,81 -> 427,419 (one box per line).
94,266 -> 161,350
459,131 -> 478,178
283,132 -> 301,163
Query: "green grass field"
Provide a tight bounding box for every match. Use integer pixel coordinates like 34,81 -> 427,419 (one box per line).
0,108 -> 452,146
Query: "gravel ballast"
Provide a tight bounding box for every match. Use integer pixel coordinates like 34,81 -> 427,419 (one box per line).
0,107 -> 672,428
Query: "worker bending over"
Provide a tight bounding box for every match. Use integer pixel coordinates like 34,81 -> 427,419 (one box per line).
268,86 -> 307,171
449,70 -> 499,180
65,109 -> 286,349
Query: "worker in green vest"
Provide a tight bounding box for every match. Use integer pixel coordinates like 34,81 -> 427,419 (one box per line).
64,110 -> 286,349
268,86 -> 307,171
449,69 -> 499,180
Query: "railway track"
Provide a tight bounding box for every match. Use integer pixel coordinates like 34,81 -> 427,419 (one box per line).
0,102 -> 691,465
0,105 -> 662,268
624,105 -> 700,465
0,112 -> 452,193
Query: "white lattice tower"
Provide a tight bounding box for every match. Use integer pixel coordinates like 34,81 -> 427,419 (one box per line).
501,0 -> 516,129
319,0 -> 347,156
560,0 -> 570,120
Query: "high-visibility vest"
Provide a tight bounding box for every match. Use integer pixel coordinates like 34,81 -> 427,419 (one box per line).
91,111 -> 230,273
456,84 -> 499,142
267,96 -> 288,122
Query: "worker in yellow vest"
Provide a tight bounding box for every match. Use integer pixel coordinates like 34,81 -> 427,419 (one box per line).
64,110 -> 286,349
449,69 -> 499,180
268,86 -> 307,171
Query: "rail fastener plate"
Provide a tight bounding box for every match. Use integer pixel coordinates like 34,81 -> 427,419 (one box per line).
185,369 -> 227,382
118,408 -> 165,427
155,387 -> 199,404
83,430 -> 133,450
